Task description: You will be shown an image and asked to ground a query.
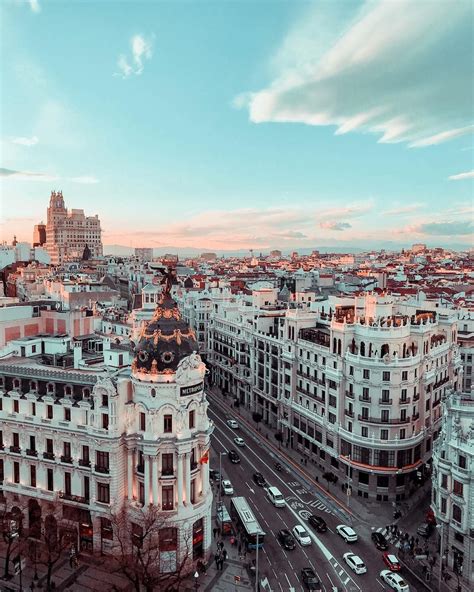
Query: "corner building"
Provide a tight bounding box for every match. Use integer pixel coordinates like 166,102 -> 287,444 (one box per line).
0,291 -> 213,574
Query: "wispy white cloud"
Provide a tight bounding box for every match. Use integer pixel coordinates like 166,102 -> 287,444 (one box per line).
383,203 -> 425,216
236,1 -> 472,147
320,221 -> 352,231
28,0 -> 41,13
115,34 -> 154,78
404,220 -> 473,236
10,135 -> 39,146
0,167 -> 57,182
69,176 -> 99,184
449,170 -> 474,181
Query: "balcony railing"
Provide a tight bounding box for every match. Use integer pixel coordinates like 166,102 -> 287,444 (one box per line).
358,414 -> 410,425
399,398 -> 411,404
379,398 -> 393,405
136,464 -> 144,474
412,413 -> 420,421
43,451 -> 55,460
359,395 -> 371,403
79,459 -> 91,468
95,464 -> 110,474
59,492 -> 90,504
345,390 -> 354,399
26,449 -> 38,457
61,455 -> 73,464
190,462 -> 198,472
161,468 -> 174,477
9,446 -> 21,454
344,409 -> 354,418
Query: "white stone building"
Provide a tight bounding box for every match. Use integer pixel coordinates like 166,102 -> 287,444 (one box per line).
0,287 -> 213,575
432,390 -> 474,587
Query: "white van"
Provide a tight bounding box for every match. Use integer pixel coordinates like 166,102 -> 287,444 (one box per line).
267,486 -> 285,507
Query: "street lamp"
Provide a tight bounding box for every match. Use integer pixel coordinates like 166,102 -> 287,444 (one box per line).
194,570 -> 199,591
255,533 -> 259,592
437,522 -> 445,591
217,451 -> 226,509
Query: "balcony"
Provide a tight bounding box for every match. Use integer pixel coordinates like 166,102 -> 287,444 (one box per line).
95,464 -> 110,474
136,464 -> 144,474
9,446 -> 21,454
60,455 -> 73,464
26,449 -> 38,457
379,398 -> 393,405
400,398 -> 411,405
344,409 -> 354,418
59,492 -> 90,504
358,414 -> 410,425
43,452 -> 55,461
412,413 -> 420,421
345,391 -> 354,400
190,462 -> 198,472
359,395 -> 371,403
161,469 -> 174,478
433,399 -> 441,408
79,459 -> 91,468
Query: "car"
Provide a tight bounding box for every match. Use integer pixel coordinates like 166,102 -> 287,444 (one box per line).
277,529 -> 296,550
308,515 -> 327,533
209,469 -> 221,482
221,479 -> 234,495
301,567 -> 322,591
336,524 -> 358,543
227,419 -> 239,429
227,450 -> 240,463
416,523 -> 433,538
372,531 -> 389,550
292,525 -> 312,546
233,437 -> 245,447
382,553 -> 401,571
253,472 -> 267,487
343,552 -> 367,575
380,570 -> 410,591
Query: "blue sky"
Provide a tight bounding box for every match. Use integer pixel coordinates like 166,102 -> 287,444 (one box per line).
1,0 -> 473,251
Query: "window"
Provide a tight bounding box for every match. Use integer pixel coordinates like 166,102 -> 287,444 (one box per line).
380,429 -> 389,440
190,479 -> 196,504
139,482 -> 145,506
399,428 -> 406,440
381,410 -> 389,423
30,465 -> 36,487
31,402 -> 36,416
13,462 -> 20,483
96,451 -> 110,470
400,409 -> 407,421
382,371 -> 391,382
13,400 -> 19,413
363,369 -> 370,379
458,455 -> 466,469
452,504 -> 462,524
82,445 -> 90,463
97,483 -> 110,504
102,414 -> 109,430
162,485 -> 174,510
453,480 -> 463,497
164,415 -> 172,433
101,394 -> 109,407
402,371 -> 408,381
64,407 -> 71,421
46,438 -> 54,454
140,412 -> 146,432
381,389 -> 390,402
65,472 -> 71,495
162,453 -> 174,476
362,387 -> 369,400
47,405 -> 53,419
361,427 -> 368,438
349,366 -> 354,376
189,410 -> 195,429
84,476 -> 90,501
329,395 -> 337,408
12,432 -> 20,448
401,389 -> 407,402
47,469 -> 54,491
63,442 -> 71,459
101,517 -> 113,540
29,435 -> 36,452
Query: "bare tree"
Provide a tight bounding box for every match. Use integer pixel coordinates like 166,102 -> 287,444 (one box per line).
107,504 -> 194,592
0,501 -> 25,580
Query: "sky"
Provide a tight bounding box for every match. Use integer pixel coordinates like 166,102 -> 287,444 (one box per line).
0,0 -> 473,252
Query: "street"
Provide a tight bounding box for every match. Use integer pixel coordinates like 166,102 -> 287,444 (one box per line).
208,392 -> 426,592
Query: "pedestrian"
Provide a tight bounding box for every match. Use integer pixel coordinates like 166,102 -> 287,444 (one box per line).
213,527 -> 218,539
238,542 -> 242,554
301,458 -> 304,464
214,552 -> 220,567
304,458 -> 307,466
219,541 -> 224,551
223,549 -> 228,561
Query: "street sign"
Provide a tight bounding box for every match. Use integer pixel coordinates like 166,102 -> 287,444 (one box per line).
346,487 -> 352,496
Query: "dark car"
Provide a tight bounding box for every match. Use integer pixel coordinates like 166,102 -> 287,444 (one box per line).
209,469 -> 221,482
277,529 -> 296,550
417,523 -> 434,538
228,450 -> 240,464
253,472 -> 266,487
372,531 -> 389,550
301,568 -> 322,591
308,515 -> 327,533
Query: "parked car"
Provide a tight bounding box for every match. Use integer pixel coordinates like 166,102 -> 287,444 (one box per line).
253,472 -> 267,487
336,524 -> 358,543
292,525 -> 312,546
301,568 -> 322,591
382,553 -> 401,572
277,529 -> 296,550
416,523 -> 433,538
371,531 -> 389,550
308,515 -> 327,533
343,552 -> 367,575
227,419 -> 239,429
221,479 -> 234,495
209,469 -> 221,482
380,570 -> 410,591
234,437 -> 245,447
228,450 -> 240,464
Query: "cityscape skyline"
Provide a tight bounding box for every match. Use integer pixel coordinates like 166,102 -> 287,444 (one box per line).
1,0 -> 473,250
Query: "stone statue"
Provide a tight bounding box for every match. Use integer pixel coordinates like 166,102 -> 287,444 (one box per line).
176,406 -> 187,433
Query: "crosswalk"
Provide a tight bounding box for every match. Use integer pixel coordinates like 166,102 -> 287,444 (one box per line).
374,526 -> 411,551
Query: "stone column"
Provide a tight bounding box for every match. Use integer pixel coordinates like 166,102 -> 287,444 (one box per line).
127,449 -> 134,500
177,452 -> 183,507
152,455 -> 159,505
202,449 -> 209,496
184,452 -> 191,505
144,455 -> 150,505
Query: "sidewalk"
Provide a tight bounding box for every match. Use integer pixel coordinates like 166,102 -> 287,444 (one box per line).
208,386 -> 431,528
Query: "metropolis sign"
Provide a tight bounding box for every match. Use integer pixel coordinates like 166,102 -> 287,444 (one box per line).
180,382 -> 204,397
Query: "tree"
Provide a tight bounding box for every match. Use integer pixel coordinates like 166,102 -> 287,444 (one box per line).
0,503 -> 25,580
252,412 -> 263,431
322,472 -> 338,491
107,504 -> 193,592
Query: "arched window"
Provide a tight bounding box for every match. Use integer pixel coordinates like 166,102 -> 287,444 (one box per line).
47,383 -> 55,394
13,378 -> 21,390
381,344 -> 389,357
360,342 -> 366,357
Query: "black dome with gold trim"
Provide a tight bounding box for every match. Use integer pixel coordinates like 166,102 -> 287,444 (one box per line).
132,293 -> 198,376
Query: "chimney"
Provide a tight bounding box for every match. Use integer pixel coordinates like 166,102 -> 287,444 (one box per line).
73,341 -> 83,369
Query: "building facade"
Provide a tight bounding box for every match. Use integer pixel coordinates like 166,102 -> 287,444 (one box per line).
0,288 -> 213,576
45,191 -> 103,265
432,390 -> 474,588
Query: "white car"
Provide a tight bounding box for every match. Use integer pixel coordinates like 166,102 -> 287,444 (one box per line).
221,479 -> 234,495
380,570 -> 410,592
292,525 -> 312,546
336,524 -> 358,543
233,437 -> 245,447
343,552 -> 367,575
227,419 -> 239,429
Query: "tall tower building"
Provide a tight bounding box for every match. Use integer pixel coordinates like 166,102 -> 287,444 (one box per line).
45,190 -> 103,265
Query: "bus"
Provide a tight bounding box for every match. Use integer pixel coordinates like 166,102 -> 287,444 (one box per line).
230,497 -> 265,550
